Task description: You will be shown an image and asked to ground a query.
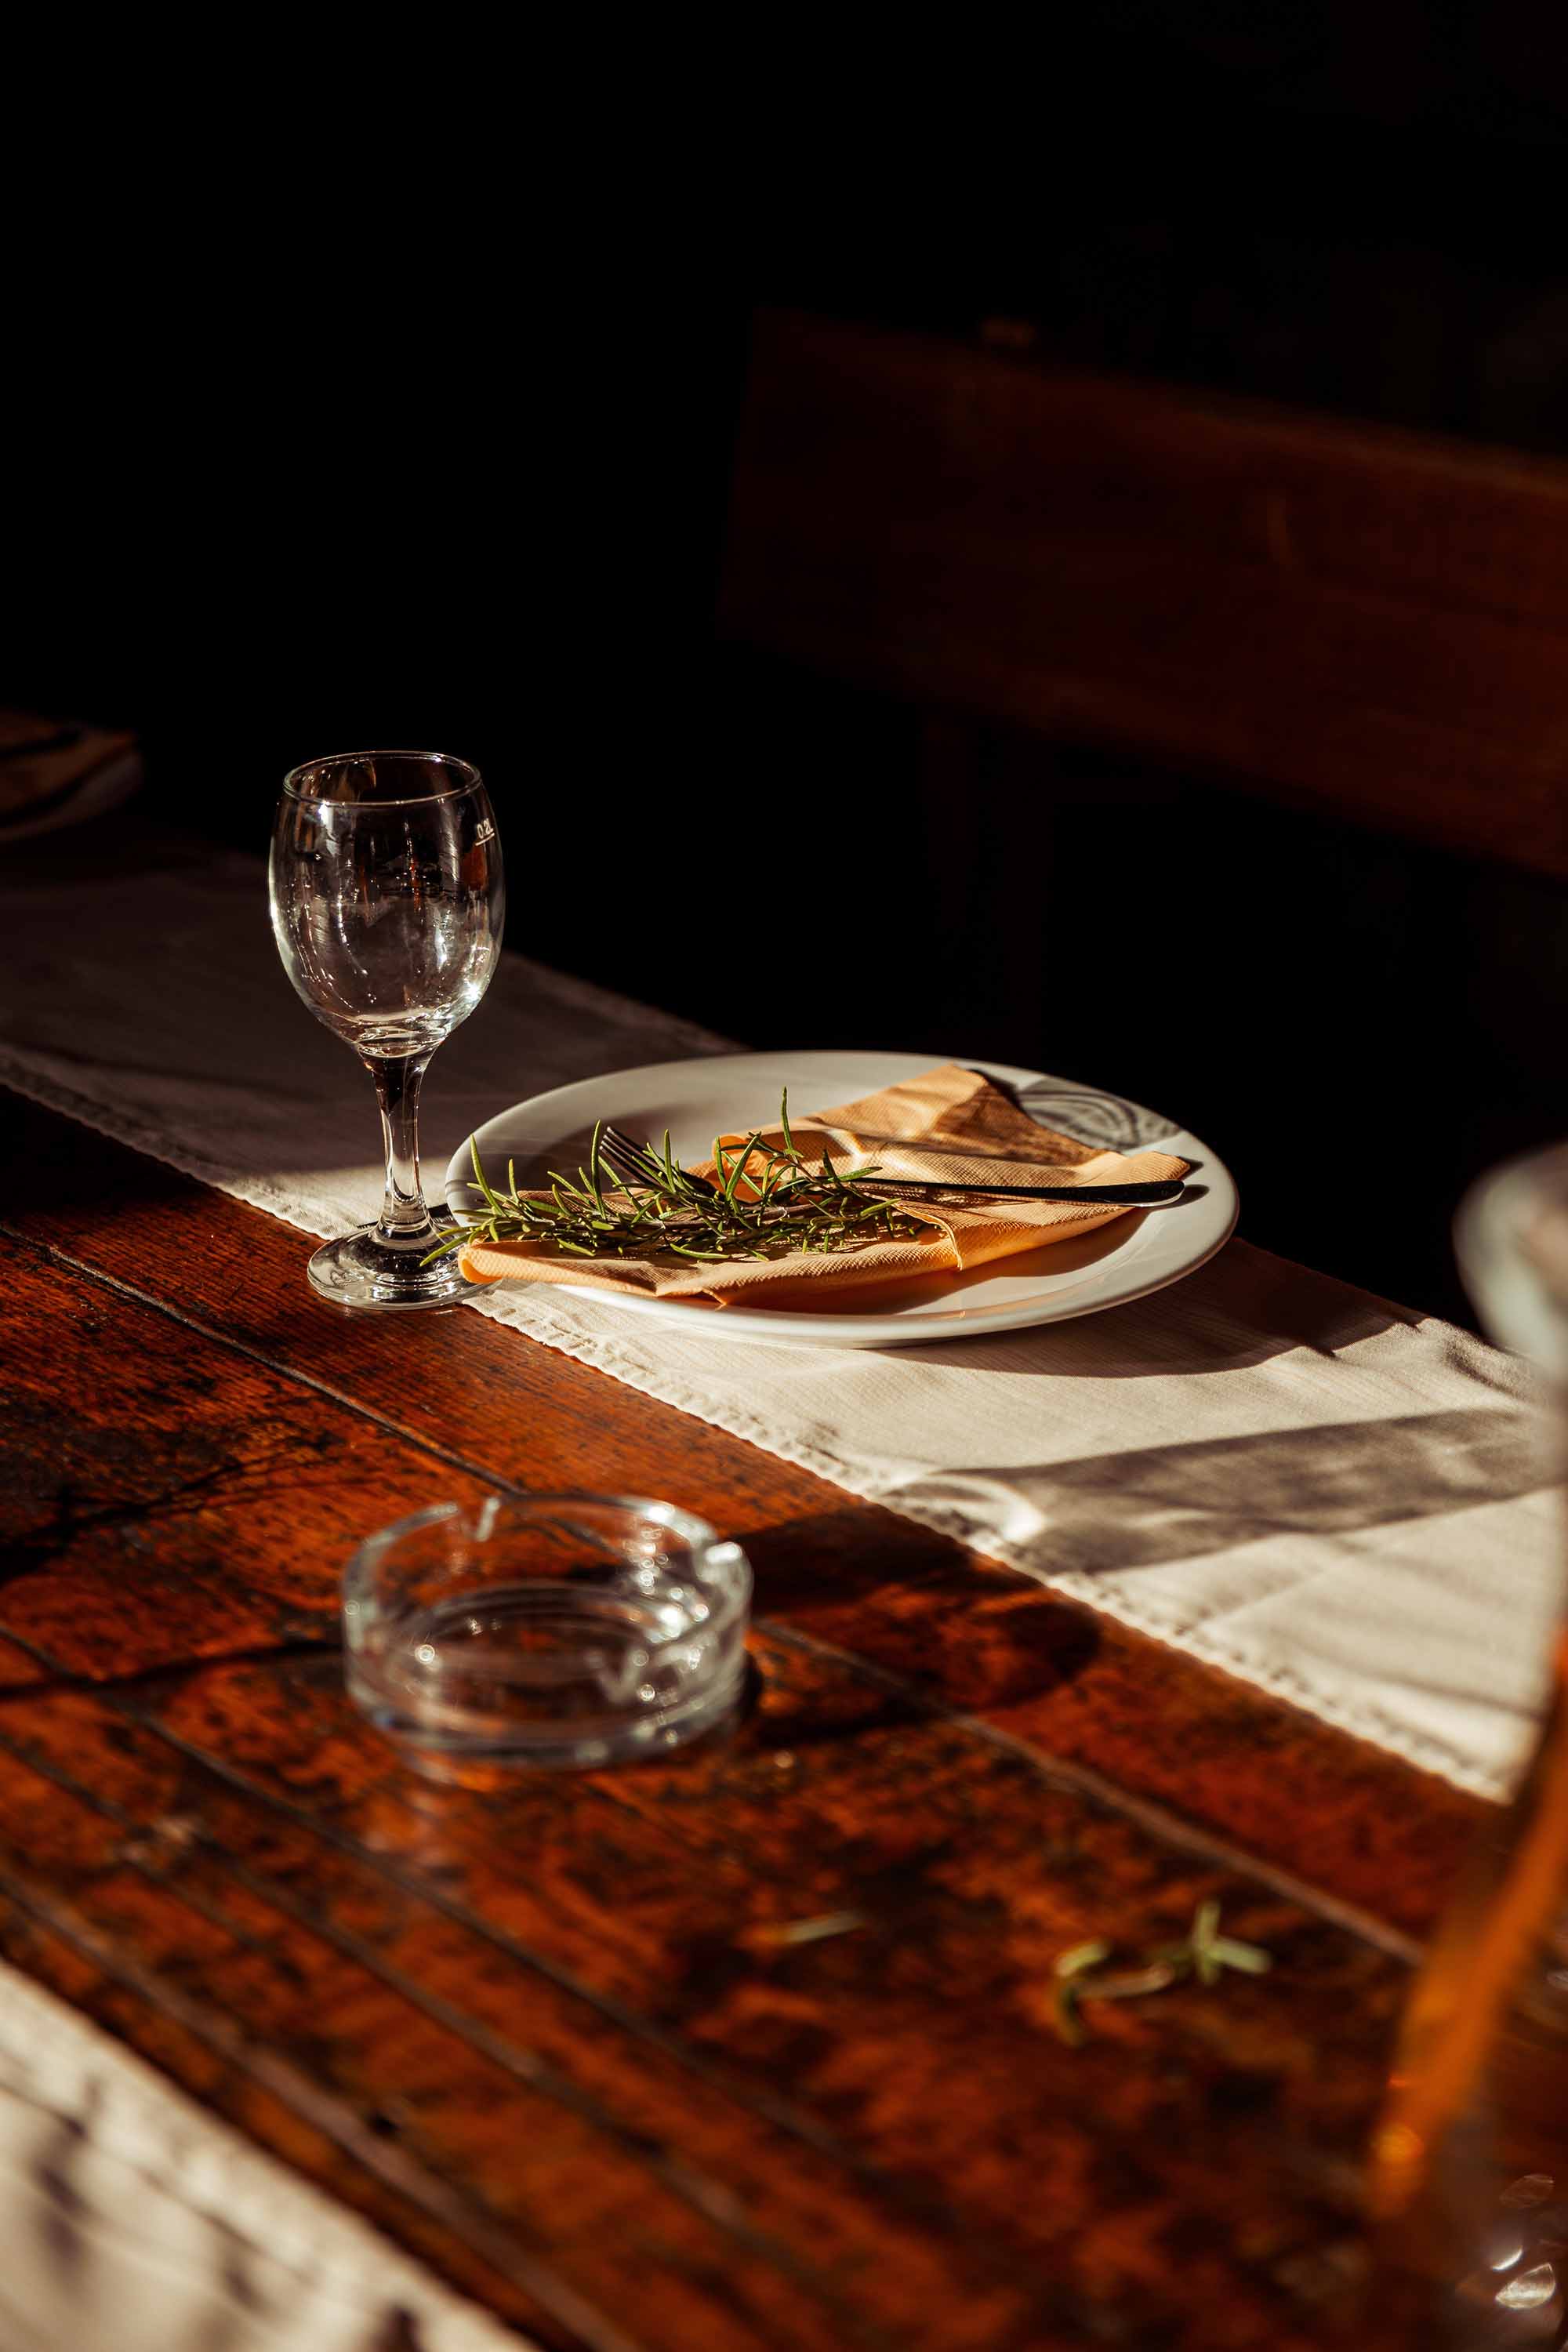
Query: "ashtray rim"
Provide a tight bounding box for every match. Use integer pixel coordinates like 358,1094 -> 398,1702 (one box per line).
340,1490 -> 753,1769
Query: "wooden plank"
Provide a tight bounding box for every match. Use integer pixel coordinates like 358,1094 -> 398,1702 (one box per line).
0,1087 -> 1499,2346
719,308 -> 1568,877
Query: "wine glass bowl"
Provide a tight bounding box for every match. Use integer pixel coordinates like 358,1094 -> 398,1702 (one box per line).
269,750 -> 503,1310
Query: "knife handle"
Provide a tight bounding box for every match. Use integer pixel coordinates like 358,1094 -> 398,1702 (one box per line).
855,1178 -> 1185,1207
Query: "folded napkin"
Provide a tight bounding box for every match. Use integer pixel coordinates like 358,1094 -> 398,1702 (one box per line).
459,1063 -> 1191,1305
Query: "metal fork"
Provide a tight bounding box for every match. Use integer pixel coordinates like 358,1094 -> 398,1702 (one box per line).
598,1123 -> 722,1196
597,1123 -> 1181,1208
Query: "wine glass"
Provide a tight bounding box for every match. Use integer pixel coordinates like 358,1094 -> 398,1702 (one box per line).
269,750 -> 504,1309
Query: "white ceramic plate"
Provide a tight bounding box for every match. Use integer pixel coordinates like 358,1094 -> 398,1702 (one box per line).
447,1051 -> 1238,1350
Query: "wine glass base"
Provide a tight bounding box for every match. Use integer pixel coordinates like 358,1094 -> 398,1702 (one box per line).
307,1220 -> 481,1312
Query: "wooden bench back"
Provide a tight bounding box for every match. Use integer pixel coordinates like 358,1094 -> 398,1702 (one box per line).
719,308 -> 1568,879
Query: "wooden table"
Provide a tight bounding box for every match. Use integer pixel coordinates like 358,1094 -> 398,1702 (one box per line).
0,1084 -> 1486,2351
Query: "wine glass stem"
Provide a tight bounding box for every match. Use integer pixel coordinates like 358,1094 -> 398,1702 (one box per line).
368,1052 -> 435,1242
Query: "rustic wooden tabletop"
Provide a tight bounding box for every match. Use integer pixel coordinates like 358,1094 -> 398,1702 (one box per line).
0,1085 -> 1486,2351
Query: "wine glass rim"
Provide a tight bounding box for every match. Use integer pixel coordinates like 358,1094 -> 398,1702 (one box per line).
281,750 -> 484,807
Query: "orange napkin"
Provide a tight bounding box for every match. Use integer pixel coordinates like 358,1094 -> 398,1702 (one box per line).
458,1063 -> 1189,1304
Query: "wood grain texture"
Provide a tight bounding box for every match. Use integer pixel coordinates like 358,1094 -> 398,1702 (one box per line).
0,1085 -> 1497,2349
720,308 -> 1568,878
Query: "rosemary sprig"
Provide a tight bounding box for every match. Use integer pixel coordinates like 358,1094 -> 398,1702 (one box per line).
1050,1902 -> 1272,2045
426,1091 -> 930,1267
745,1910 -> 868,1950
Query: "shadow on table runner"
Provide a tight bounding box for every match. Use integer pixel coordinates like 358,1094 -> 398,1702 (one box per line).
871,1396 -> 1560,1802
935,1409 -> 1549,1577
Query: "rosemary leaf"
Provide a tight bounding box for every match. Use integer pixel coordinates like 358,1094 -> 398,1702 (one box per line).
1054,1939 -> 1112,1980
749,1910 -> 867,1948
1051,1980 -> 1087,2048
1086,1962 -> 1184,2001
1210,1936 -> 1272,1975
470,1134 -> 503,1212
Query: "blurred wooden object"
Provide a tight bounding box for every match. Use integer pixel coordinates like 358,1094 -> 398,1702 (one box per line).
0,709 -> 140,840
720,309 -> 1568,879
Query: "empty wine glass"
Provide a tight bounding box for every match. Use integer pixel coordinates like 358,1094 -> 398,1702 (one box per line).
269,750 -> 504,1309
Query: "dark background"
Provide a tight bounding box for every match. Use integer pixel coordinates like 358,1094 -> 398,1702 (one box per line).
10,5 -> 1568,1324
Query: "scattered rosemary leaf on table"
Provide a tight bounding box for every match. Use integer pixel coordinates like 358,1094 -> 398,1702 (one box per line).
1052,1979 -> 1087,2048
1053,1938 -> 1112,1980
1209,1936 -> 1273,1975
426,1091 -> 933,1267
747,1910 -> 868,1949
1049,1902 -> 1272,2045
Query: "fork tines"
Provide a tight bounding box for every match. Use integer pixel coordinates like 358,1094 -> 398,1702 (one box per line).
597,1123 -> 652,1184
599,1123 -> 688,1194
599,1120 -> 726,1200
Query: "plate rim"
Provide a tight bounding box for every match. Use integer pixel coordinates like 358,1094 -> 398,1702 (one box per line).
447,1048 -> 1239,1348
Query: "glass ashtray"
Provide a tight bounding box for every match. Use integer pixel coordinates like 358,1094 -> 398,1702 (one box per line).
343,1495 -> 753,1773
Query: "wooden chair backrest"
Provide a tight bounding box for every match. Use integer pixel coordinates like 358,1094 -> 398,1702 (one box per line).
719,307 -> 1568,879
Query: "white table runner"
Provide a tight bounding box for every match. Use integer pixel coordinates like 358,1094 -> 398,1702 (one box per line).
4,846 -> 1561,1808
